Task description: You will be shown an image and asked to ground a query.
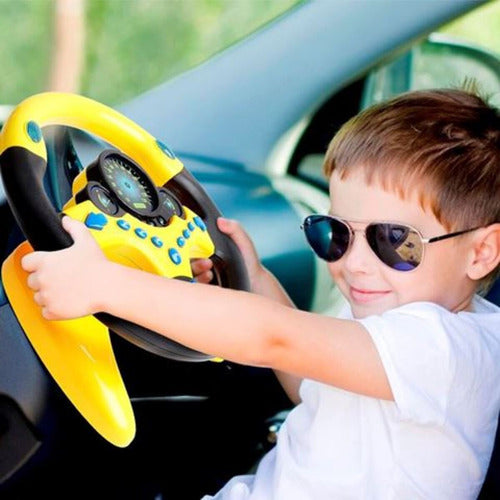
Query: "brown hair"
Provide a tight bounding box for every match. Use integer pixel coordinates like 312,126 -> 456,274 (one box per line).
323,88 -> 500,291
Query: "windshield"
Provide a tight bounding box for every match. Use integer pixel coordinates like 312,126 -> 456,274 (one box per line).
0,0 -> 301,106
0,0 -> 498,108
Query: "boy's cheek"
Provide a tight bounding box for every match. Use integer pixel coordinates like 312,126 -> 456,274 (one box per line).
327,263 -> 349,297
327,262 -> 341,283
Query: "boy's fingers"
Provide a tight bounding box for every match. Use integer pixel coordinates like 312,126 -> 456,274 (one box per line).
194,270 -> 213,284
217,217 -> 244,242
61,216 -> 93,244
191,259 -> 214,283
217,217 -> 255,254
191,258 -> 213,275
21,252 -> 45,272
41,307 -> 57,321
26,273 -> 40,291
33,292 -> 44,306
216,217 -> 237,234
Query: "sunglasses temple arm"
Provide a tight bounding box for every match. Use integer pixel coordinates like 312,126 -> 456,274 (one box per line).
425,227 -> 479,244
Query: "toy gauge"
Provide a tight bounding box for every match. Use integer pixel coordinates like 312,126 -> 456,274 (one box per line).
88,184 -> 120,216
79,150 -> 184,226
99,152 -> 158,216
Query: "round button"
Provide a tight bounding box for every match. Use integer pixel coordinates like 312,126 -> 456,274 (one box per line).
151,236 -> 163,248
182,229 -> 191,239
135,228 -> 147,239
187,222 -> 195,231
177,237 -> 185,247
168,248 -> 182,265
156,139 -> 176,159
194,217 -> 206,231
117,219 -> 131,230
26,121 -> 42,143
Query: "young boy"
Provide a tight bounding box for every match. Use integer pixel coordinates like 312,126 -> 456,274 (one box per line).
22,88 -> 500,499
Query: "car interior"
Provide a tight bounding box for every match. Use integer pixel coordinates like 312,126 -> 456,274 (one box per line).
0,120 -> 297,498
0,15 -> 499,498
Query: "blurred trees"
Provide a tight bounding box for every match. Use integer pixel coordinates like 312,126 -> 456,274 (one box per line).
0,0 -> 497,106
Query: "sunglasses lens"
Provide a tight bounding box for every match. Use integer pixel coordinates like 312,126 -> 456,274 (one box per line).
366,223 -> 423,271
303,215 -> 350,262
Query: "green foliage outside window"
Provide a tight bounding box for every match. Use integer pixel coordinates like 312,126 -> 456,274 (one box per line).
0,0 -> 497,107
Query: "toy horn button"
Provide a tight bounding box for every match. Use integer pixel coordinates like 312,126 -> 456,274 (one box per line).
84,212 -> 109,230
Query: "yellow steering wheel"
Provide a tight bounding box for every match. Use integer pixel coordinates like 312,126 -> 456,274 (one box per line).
0,92 -> 249,447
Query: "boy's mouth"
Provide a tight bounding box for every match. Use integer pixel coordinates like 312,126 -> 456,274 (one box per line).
349,286 -> 391,303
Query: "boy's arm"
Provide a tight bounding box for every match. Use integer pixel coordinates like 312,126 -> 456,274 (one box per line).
207,218 -> 303,404
22,218 -> 393,401
247,266 -> 303,405
103,264 -> 392,400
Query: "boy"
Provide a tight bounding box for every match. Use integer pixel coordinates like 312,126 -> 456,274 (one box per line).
22,88 -> 500,499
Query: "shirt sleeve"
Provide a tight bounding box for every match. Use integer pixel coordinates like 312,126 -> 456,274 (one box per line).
359,302 -> 456,425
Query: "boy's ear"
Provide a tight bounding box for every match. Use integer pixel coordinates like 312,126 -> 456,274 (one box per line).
467,223 -> 500,281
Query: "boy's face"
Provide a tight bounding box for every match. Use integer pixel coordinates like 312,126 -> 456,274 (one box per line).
328,170 -> 475,319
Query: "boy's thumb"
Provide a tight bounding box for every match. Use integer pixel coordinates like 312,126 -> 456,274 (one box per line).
217,217 -> 252,252
61,216 -> 90,243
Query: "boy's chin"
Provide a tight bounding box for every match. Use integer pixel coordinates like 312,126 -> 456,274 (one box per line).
349,300 -> 393,319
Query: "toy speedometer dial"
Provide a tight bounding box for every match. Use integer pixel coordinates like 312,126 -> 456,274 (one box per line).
101,153 -> 158,216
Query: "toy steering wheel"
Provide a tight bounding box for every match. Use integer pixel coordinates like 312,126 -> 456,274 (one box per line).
0,92 -> 250,446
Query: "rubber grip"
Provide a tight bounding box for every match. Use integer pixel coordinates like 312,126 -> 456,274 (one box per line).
0,147 -> 73,251
165,169 -> 250,292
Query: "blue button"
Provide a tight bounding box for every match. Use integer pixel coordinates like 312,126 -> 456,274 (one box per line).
187,222 -> 195,231
85,212 -> 108,230
168,248 -> 182,265
194,216 -> 206,231
26,121 -> 42,143
135,228 -> 147,239
117,219 -> 131,230
151,236 -> 163,248
177,237 -> 185,247
182,229 -> 191,239
156,139 -> 176,159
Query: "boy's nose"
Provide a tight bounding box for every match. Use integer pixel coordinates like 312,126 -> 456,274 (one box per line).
341,230 -> 377,274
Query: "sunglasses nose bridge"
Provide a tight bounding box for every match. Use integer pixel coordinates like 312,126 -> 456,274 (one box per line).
350,226 -> 370,247
352,229 -> 375,251
339,226 -> 381,271
351,225 -> 399,265
329,221 -> 369,260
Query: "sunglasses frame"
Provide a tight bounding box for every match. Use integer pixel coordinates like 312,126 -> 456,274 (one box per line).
301,214 -> 480,272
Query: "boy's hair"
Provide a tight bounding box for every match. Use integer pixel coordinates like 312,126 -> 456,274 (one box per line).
323,87 -> 500,291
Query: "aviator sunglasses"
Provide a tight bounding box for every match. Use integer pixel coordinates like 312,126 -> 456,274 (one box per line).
301,214 -> 479,272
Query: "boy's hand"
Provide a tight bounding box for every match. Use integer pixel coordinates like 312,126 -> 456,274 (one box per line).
217,217 -> 262,282
191,217 -> 265,291
191,257 -> 214,284
21,216 -> 109,320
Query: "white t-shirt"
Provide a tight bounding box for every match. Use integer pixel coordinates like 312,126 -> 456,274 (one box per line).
202,296 -> 500,499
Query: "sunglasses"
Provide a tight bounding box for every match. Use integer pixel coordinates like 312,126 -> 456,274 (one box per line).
301,214 -> 479,272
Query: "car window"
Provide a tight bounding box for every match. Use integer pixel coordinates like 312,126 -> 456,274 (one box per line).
363,34 -> 500,109
292,1 -> 500,191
